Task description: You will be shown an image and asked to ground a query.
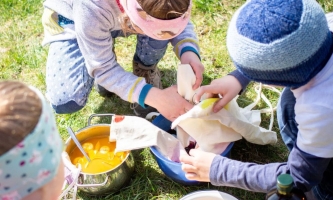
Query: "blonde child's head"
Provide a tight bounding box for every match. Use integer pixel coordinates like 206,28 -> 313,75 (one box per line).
119,0 -> 192,40
0,81 -> 64,200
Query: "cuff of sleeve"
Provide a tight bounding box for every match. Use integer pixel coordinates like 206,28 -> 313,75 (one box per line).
138,84 -> 153,108
228,70 -> 251,94
174,39 -> 199,59
210,155 -> 226,186
180,46 -> 201,60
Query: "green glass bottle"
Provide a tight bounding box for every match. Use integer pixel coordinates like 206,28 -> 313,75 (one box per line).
265,174 -> 307,200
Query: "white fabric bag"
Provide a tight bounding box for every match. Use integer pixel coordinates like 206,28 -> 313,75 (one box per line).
172,64 -> 279,154
110,115 -> 184,162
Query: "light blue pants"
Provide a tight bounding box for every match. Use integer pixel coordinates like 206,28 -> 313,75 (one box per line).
277,88 -> 333,200
46,30 -> 168,114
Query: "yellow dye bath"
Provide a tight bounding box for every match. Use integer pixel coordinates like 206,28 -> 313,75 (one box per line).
69,136 -> 129,174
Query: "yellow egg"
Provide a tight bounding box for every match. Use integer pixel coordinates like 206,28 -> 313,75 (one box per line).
82,143 -> 93,151
99,146 -> 110,154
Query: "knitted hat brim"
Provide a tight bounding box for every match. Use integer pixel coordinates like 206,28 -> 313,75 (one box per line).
227,0 -> 333,87
234,31 -> 333,87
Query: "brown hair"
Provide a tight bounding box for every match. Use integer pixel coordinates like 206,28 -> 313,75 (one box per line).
137,0 -> 190,20
0,81 -> 42,155
119,0 -> 191,34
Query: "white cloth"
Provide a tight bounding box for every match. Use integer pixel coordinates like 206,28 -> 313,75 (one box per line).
172,64 -> 277,154
177,64 -> 197,103
108,64 -> 279,158
110,115 -> 184,161
59,152 -> 81,200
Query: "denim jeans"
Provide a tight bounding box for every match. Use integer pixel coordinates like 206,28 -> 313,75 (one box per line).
46,30 -> 168,114
277,88 -> 333,200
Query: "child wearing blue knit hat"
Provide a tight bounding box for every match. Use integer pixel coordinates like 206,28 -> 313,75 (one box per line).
179,0 -> 333,199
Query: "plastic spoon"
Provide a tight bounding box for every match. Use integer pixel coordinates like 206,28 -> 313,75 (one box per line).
67,127 -> 91,162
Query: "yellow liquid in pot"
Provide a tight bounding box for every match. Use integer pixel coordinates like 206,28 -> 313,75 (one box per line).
69,136 -> 129,174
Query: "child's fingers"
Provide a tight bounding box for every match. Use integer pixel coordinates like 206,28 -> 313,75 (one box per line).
193,74 -> 203,90
213,95 -> 233,112
179,149 -> 189,160
193,89 -> 205,103
193,85 -> 214,103
188,148 -> 200,157
184,172 -> 198,180
181,163 -> 197,173
179,151 -> 194,165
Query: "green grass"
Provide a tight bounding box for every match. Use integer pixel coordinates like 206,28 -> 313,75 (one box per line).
1,0 -> 332,199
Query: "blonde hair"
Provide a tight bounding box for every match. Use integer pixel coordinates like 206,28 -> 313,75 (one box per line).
0,81 -> 42,155
119,0 -> 191,34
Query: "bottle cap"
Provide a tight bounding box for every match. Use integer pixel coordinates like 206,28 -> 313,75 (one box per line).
277,174 -> 293,194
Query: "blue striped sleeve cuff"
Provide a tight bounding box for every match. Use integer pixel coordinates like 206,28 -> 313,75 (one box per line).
180,46 -> 201,60
138,84 -> 153,108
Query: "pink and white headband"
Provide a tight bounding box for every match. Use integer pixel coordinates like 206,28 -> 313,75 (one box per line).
120,0 -> 192,40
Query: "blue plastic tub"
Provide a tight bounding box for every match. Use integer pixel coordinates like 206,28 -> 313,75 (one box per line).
150,114 -> 234,185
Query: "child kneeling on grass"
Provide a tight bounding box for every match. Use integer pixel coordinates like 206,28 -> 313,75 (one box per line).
180,0 -> 333,199
0,81 -> 64,200
41,0 -> 203,121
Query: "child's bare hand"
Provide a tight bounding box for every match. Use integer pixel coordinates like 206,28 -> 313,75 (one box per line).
180,51 -> 204,90
145,86 -> 193,121
179,149 -> 216,182
193,75 -> 242,112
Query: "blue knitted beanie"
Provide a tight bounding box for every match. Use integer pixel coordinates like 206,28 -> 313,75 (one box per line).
227,0 -> 333,87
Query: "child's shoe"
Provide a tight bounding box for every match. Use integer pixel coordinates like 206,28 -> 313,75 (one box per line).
132,60 -> 163,118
